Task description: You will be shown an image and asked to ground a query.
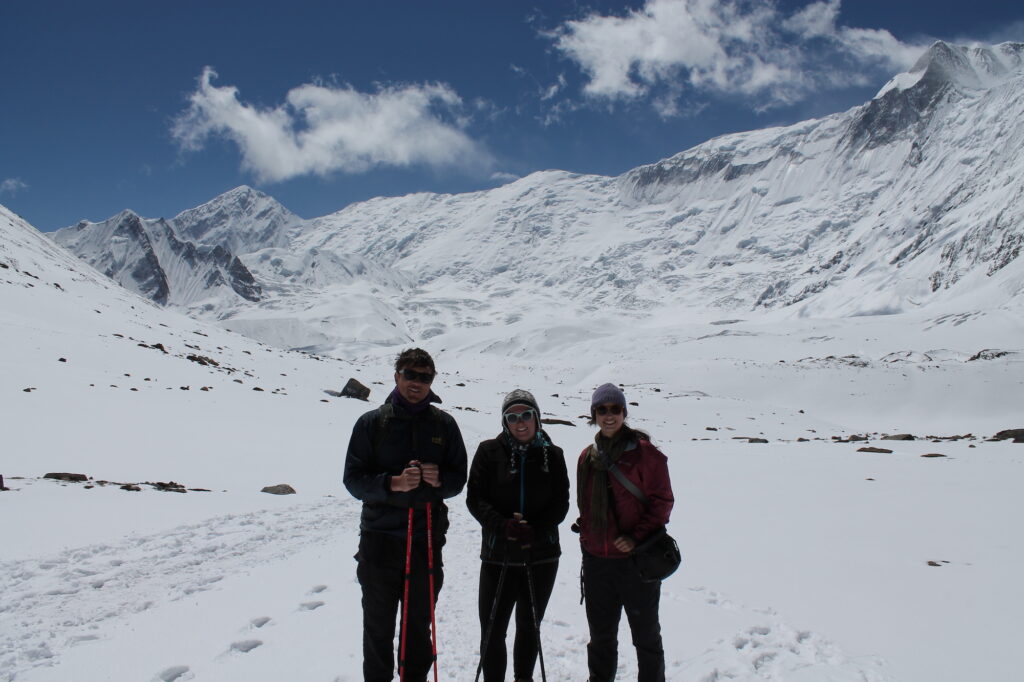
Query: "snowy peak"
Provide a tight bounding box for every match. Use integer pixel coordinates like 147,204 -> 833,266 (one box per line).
172,185 -> 301,254
53,210 -> 261,309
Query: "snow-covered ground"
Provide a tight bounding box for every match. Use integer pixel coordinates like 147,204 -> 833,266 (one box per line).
3,201 -> 1023,682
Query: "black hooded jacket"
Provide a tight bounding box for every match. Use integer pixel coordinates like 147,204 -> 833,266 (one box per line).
466,431 -> 570,565
344,395 -> 468,540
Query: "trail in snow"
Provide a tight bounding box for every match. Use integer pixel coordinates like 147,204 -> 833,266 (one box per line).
1,498 -> 892,682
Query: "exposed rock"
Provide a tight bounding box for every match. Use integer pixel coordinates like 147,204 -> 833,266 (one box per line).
341,377 -> 371,401
921,453 -> 947,458
857,447 -> 893,454
541,418 -> 575,427
44,472 -> 88,482
120,484 -> 141,491
262,484 -> 296,495
746,438 -> 769,444
882,433 -> 916,441
992,429 -> 1024,441
967,349 -> 1010,361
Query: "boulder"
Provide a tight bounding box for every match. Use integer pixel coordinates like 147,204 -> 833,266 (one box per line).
992,429 -> 1024,442
341,378 -> 371,401
857,447 -> 893,454
262,484 -> 296,495
882,433 -> 915,441
44,472 -> 88,482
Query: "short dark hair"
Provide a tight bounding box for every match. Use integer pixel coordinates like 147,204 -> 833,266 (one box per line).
394,347 -> 435,373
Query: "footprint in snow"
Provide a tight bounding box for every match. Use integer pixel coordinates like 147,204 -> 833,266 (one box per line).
153,665 -> 191,682
250,616 -> 271,628
230,639 -> 263,653
309,584 -> 328,594
300,600 -> 325,611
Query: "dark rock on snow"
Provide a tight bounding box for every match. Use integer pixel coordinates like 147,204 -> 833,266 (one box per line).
45,472 -> 88,482
262,484 -> 296,495
341,378 -> 371,401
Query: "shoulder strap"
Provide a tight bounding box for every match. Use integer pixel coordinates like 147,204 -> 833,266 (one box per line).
372,403 -> 394,456
591,445 -> 649,506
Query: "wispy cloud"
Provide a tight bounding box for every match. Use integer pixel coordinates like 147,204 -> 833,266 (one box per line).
1,178 -> 29,196
547,0 -> 929,114
172,68 -> 492,183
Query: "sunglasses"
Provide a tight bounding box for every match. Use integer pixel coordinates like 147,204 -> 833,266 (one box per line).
503,409 -> 537,425
595,404 -> 624,416
399,368 -> 435,384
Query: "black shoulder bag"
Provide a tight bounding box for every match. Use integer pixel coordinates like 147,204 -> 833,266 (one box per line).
598,447 -> 682,583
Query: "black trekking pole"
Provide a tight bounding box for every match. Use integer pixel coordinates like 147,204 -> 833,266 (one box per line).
474,549 -> 510,682
524,548 -> 548,682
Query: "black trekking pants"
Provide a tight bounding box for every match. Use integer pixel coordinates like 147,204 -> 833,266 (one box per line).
356,530 -> 444,682
478,559 -> 558,682
582,552 -> 665,682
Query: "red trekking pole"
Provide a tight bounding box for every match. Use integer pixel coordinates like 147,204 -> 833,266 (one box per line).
426,501 -> 439,682
398,506 -> 414,682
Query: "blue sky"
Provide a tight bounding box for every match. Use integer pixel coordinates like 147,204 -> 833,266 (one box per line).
2,0 -> 1023,232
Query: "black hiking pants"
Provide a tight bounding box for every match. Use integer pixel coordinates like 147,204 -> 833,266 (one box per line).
478,559 -> 558,682
356,530 -> 444,682
582,552 -> 665,682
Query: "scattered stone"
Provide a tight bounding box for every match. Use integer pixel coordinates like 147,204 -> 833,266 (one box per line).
927,561 -> 942,567
186,354 -> 219,367
541,418 -> 575,427
992,429 -> 1024,442
151,481 -> 186,493
849,434 -> 869,442
262,484 -> 296,495
45,472 -> 88,482
967,349 -> 1010,361
340,378 -> 371,401
456,382 -> 466,387
706,427 -> 718,431
120,485 -> 141,491
746,438 -> 769,444
629,401 -> 639,406
58,357 -> 67,362
0,475 -> 8,491
23,387 -> 36,392
857,447 -> 893,454
253,387 -> 264,391
797,438 -> 810,442
882,434 -> 915,441
921,453 -> 947,458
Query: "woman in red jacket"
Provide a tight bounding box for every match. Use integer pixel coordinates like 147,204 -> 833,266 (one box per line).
577,383 -> 674,682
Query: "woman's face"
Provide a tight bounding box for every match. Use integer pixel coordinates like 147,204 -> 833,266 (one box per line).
595,403 -> 625,438
504,404 -> 538,443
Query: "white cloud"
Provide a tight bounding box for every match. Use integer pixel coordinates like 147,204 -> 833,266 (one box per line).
490,171 -> 520,184
548,0 -> 928,114
1,178 -> 29,196
172,68 -> 491,183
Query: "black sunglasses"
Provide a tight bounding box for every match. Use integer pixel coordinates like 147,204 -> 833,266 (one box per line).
399,368 -> 435,384
503,409 -> 537,424
595,404 -> 623,416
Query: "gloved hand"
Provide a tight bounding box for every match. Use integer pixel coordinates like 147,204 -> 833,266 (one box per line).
505,518 -> 535,546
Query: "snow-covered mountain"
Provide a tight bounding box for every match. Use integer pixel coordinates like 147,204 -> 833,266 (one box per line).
52,209 -> 261,310
52,42 -> 1024,356
171,185 -> 302,254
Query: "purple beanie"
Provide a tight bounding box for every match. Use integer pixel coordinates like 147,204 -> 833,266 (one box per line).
591,383 -> 626,409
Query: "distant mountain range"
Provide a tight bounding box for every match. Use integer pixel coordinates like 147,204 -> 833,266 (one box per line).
50,41 -> 1024,355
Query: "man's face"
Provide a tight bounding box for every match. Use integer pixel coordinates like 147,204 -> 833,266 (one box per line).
395,365 -> 435,404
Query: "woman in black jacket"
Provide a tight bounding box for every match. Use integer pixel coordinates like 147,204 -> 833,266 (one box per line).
467,389 -> 570,682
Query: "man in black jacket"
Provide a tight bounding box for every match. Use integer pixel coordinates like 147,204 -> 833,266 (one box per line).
344,348 -> 468,682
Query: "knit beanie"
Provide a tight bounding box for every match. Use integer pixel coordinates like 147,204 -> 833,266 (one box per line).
591,383 -> 626,409
502,388 -> 540,419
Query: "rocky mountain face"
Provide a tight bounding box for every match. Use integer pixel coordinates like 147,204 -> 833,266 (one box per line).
49,42 -> 1024,355
53,209 -> 261,310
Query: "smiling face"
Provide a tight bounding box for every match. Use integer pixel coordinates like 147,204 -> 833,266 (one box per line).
394,365 -> 434,404
594,402 -> 625,438
504,403 -> 538,443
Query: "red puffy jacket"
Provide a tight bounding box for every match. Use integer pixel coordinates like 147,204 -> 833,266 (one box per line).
577,438 -> 674,558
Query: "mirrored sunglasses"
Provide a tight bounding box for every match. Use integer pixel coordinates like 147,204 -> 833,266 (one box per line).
503,409 -> 537,425
400,368 -> 435,384
595,404 -> 623,416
